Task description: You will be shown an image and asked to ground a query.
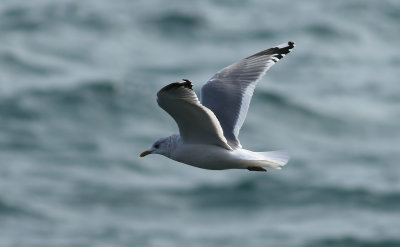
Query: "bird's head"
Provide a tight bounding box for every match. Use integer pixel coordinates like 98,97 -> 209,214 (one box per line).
139,136 -> 173,158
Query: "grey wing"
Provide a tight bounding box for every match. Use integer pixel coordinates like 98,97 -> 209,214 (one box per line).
157,80 -> 232,150
200,41 -> 295,149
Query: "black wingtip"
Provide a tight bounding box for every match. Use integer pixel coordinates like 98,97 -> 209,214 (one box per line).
159,79 -> 193,92
246,41 -> 295,60
270,41 -> 295,61
275,41 -> 295,53
181,79 -> 193,89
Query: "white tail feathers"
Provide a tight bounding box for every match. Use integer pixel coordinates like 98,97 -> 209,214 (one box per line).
233,149 -> 290,170
257,150 -> 290,170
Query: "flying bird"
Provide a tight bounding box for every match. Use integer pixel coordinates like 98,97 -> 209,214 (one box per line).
140,41 -> 295,172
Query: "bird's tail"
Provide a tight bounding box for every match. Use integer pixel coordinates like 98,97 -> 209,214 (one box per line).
256,150 -> 290,170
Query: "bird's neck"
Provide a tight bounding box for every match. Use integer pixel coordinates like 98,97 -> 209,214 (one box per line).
165,134 -> 182,157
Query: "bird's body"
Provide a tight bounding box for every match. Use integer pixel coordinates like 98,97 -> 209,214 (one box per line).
173,144 -> 289,171
163,134 -> 290,171
172,142 -> 241,170
140,42 -> 295,172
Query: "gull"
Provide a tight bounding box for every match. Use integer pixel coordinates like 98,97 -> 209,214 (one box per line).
140,41 -> 295,172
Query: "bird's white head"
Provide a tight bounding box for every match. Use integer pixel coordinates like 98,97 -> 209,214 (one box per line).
139,135 -> 179,158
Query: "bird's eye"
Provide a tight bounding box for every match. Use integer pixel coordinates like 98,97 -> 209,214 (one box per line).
154,144 -> 160,149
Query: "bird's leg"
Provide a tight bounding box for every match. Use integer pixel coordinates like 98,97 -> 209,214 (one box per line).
247,166 -> 267,172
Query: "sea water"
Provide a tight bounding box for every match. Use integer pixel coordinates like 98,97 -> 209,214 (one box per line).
1,1 -> 399,246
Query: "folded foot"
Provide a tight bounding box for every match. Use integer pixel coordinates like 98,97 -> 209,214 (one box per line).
247,166 -> 267,172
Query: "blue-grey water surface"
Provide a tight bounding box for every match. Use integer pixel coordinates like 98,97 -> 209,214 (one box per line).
1,0 -> 400,246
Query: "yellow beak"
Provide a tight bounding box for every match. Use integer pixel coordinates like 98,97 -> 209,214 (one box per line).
139,150 -> 152,157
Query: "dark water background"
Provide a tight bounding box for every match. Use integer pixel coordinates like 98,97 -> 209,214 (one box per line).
1,0 -> 399,246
